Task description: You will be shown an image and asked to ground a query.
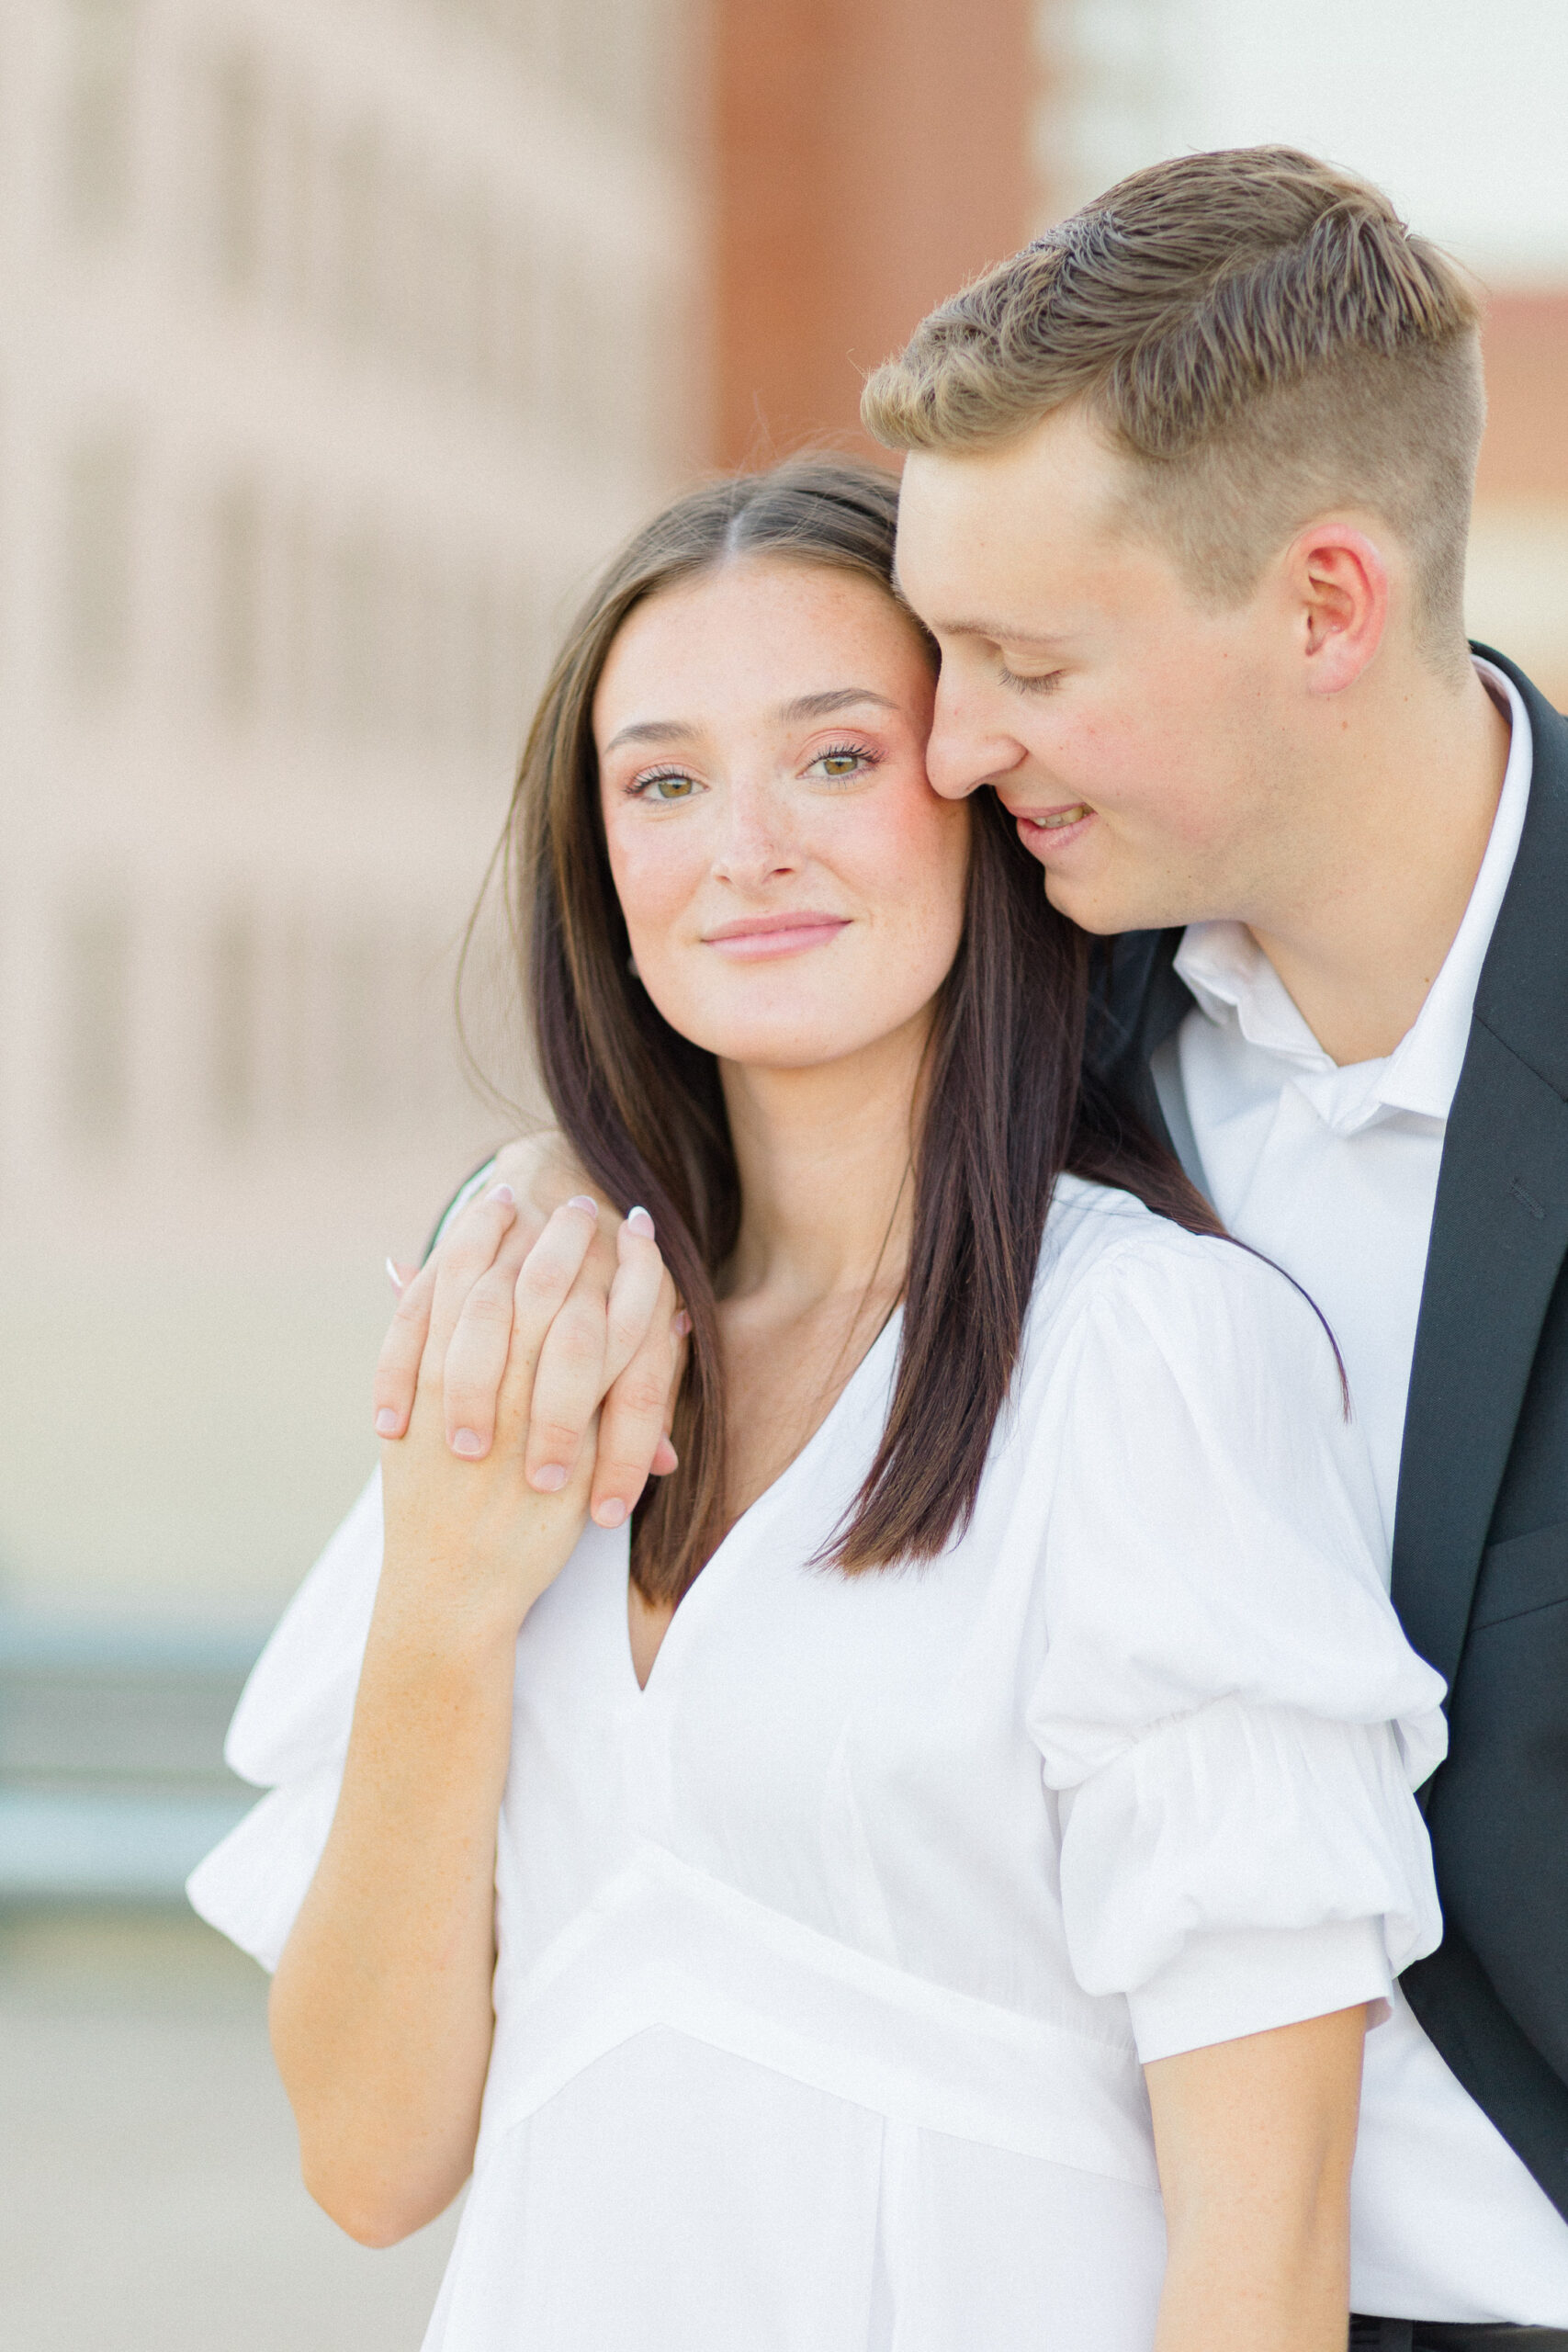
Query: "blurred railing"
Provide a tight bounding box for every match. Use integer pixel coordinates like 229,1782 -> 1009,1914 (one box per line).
0,1615 -> 265,1903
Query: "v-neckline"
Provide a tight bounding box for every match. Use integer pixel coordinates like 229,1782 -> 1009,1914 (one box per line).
620,1306 -> 905,1701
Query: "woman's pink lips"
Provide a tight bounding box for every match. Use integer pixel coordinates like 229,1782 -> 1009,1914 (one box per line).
703,913 -> 851,961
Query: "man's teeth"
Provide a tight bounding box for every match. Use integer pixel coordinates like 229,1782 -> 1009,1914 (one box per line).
1038,805 -> 1089,831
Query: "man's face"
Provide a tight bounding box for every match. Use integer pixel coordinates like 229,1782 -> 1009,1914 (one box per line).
895,405 -> 1312,936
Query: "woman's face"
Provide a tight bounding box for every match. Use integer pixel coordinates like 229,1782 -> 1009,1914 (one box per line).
593,557 -> 968,1075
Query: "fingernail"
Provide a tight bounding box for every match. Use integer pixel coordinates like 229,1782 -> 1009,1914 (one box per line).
532,1463 -> 569,1491
486,1182 -> 515,1206
593,1498 -> 627,1529
626,1205 -> 655,1238
566,1195 -> 598,1218
673,1309 -> 692,1337
451,1428 -> 485,1457
375,1408 -> 400,1436
384,1256 -> 405,1294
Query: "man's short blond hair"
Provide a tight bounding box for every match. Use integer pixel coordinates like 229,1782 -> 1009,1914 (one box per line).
863,147 -> 1484,673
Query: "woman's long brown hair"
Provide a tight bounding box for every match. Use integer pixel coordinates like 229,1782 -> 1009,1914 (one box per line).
498,457 -> 1224,1606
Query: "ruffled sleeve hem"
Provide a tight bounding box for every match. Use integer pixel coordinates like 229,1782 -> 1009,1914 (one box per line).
1128,1917 -> 1393,2064
186,1763 -> 344,1973
1047,1693 -> 1443,2059
188,1468 -> 389,1967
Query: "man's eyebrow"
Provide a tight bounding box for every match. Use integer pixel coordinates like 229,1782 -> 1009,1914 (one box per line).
601,718 -> 698,754
776,687 -> 900,723
930,618 -> 1066,647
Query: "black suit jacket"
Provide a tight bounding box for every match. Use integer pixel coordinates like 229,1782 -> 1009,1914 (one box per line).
1090,645 -> 1568,2220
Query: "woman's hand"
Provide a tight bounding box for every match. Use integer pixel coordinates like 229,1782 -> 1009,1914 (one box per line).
379,1193 -> 671,1638
1145,2004 -> 1367,2352
373,1134 -> 683,1532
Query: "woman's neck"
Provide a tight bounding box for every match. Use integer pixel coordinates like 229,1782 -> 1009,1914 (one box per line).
718,1011 -> 929,1314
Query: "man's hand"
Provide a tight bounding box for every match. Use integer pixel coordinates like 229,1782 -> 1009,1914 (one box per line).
372,1135 -> 685,1532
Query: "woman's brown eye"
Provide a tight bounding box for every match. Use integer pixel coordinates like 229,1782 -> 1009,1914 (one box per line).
820,754 -> 859,776
650,775 -> 694,798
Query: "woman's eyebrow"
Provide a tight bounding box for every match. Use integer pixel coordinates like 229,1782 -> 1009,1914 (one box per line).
604,688 -> 897,756
602,718 -> 698,754
776,688 -> 899,723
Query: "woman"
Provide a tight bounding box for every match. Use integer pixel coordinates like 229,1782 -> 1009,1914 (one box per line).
190,458 -> 1445,2351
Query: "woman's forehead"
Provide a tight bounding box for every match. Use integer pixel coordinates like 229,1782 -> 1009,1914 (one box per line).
594,560 -> 932,737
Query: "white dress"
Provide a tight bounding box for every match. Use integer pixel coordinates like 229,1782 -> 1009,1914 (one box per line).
190,1177 -> 1448,2352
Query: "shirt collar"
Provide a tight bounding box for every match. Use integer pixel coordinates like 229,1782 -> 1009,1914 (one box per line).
1173,658 -> 1533,1133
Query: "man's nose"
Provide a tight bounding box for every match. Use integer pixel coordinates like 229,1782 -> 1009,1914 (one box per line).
925,672 -> 1024,801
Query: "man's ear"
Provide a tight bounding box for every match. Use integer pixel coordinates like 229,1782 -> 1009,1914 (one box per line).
1284,522 -> 1391,695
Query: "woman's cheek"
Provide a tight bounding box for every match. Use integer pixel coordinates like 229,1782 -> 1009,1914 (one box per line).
605,825 -> 701,949
838,777 -> 967,913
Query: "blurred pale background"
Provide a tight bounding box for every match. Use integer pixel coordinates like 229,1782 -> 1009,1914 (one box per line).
0,1 -> 1563,2344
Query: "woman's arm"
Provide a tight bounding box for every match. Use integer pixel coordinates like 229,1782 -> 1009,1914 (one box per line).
1145,2004 -> 1367,2352
269,1195 -> 670,2247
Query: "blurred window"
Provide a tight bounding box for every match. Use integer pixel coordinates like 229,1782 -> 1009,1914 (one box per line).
62,433 -> 136,700
62,0 -> 137,239
332,124 -> 384,347
332,524 -> 388,734
333,926 -> 381,1127
467,193 -> 499,397
281,498 -> 320,729
279,907 -> 316,1131
276,84 -> 318,316
210,909 -> 258,1137
212,43 -> 266,295
213,477 -> 264,724
61,901 -> 132,1148
466,567 -> 498,751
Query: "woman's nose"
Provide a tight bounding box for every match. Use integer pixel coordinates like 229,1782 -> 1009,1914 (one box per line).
710,785 -> 798,888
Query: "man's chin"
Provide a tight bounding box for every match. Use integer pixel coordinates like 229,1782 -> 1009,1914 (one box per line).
1041,866 -> 1175,939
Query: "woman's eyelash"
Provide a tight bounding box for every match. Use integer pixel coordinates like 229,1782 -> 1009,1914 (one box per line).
812,740 -> 882,774
626,741 -> 881,797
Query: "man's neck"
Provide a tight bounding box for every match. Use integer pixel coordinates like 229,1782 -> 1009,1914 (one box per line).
1246,660 -> 1514,1068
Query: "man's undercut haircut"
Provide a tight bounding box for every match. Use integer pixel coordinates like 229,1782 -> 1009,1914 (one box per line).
863,147 -> 1484,674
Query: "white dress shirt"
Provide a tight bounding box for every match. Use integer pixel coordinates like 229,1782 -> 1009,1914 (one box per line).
1155,659 -> 1568,2321
192,1182 -> 1444,2352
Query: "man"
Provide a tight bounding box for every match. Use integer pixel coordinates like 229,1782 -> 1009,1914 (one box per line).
381,149 -> 1568,2341
865,147 -> 1568,2346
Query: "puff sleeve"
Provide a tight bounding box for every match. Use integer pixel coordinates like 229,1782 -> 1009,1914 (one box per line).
186,1467 -> 384,1970
187,1162 -> 500,1968
1026,1230 -> 1448,2064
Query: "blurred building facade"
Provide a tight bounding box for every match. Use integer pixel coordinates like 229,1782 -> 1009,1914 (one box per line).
0,0 -> 706,1629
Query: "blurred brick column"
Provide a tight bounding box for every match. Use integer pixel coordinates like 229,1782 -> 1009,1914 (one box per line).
1467,294 -> 1568,706
712,0 -> 1039,463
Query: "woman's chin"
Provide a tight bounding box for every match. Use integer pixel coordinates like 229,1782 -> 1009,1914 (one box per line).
690,1020 -> 914,1076
643,973 -> 943,1078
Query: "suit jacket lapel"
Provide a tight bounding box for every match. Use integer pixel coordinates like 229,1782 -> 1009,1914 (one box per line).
1392,652 -> 1568,1687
